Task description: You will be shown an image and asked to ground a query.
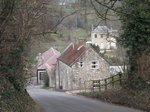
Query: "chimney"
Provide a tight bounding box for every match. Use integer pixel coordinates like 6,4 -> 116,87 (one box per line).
110,25 -> 113,31
91,24 -> 94,31
78,38 -> 86,45
72,43 -> 74,50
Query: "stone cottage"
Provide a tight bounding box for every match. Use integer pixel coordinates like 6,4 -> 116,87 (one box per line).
36,48 -> 60,86
55,43 -> 111,90
91,26 -> 118,50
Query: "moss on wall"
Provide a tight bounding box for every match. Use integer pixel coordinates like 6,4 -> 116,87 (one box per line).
0,75 -> 39,112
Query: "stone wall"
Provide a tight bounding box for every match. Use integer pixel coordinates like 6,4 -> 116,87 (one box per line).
46,69 -> 55,87
71,47 -> 111,89
56,47 -> 111,90
55,61 -> 72,90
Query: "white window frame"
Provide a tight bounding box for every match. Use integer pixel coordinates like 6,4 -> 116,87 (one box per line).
78,62 -> 84,68
91,60 -> 99,69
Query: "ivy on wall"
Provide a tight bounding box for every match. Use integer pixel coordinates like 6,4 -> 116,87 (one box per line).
118,0 -> 150,89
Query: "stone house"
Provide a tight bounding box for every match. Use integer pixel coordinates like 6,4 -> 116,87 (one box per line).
36,48 -> 60,86
91,26 -> 118,50
55,43 -> 111,90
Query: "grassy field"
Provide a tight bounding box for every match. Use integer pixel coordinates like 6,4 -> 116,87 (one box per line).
48,41 -> 68,46
72,28 -> 88,38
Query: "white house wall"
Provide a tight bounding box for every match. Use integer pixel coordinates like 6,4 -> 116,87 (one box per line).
91,31 -> 117,50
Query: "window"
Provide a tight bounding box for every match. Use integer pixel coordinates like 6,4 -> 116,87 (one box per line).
91,61 -> 99,69
107,33 -> 109,38
101,34 -> 103,38
40,72 -> 45,80
78,62 -> 83,68
94,34 -> 97,38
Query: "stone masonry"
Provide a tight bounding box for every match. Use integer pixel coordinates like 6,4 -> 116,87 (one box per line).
56,44 -> 111,90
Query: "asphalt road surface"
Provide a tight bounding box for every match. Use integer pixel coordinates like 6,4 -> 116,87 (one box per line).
27,86 -> 142,112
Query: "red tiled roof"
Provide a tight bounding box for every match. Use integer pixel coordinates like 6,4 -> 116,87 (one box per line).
45,64 -> 56,71
58,44 -> 86,65
46,55 -> 59,65
37,48 -> 60,70
42,48 -> 60,64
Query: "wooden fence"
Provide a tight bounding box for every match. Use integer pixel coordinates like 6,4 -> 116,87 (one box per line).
84,73 -> 127,92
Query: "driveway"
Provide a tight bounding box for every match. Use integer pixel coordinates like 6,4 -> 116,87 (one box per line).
27,85 -> 142,112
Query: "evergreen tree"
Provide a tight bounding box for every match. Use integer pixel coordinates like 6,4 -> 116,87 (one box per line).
119,0 -> 150,89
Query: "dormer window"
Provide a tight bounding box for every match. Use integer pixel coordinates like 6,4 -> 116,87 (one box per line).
94,34 -> 97,38
91,60 -> 99,69
78,62 -> 83,68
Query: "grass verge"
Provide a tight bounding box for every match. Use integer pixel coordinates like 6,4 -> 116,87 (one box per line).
78,89 -> 150,112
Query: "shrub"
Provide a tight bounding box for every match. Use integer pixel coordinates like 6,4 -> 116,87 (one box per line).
43,72 -> 49,87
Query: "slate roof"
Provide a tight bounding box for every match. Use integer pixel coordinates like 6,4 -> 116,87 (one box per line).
94,26 -> 118,33
58,43 -> 86,66
37,48 -> 60,70
94,26 -> 109,31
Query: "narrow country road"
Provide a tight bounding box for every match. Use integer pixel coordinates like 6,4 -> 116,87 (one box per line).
27,85 -> 142,112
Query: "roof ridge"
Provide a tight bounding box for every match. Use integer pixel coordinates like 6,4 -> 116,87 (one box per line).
61,42 -> 73,54
51,47 -> 57,55
58,43 -> 86,66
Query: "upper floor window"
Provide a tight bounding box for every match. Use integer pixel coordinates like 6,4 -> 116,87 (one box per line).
91,60 -> 99,69
94,34 -> 97,38
78,62 -> 83,68
107,33 -> 109,38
